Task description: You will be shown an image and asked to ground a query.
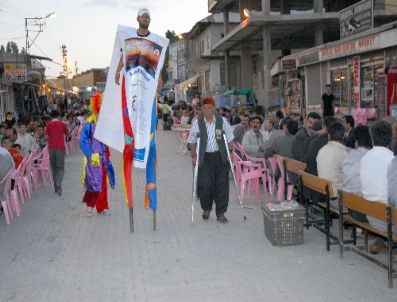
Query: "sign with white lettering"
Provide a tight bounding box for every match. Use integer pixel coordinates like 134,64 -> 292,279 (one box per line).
353,56 -> 361,108
340,0 -> 373,39
4,63 -> 27,82
319,35 -> 378,61
282,58 -> 297,71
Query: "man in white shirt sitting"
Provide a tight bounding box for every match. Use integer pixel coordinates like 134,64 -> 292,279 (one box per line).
360,120 -> 394,254
242,116 -> 267,158
15,122 -> 36,156
341,125 -> 372,222
317,121 -> 348,203
388,143 -> 397,207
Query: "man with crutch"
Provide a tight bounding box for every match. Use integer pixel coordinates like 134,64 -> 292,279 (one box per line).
187,96 -> 234,223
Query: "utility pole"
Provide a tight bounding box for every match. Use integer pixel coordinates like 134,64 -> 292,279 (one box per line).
61,44 -> 70,89
75,60 -> 79,75
24,12 -> 55,83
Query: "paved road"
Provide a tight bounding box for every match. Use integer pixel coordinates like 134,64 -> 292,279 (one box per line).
0,127 -> 396,302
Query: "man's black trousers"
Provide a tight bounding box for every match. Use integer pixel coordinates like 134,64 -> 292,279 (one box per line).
197,151 -> 229,216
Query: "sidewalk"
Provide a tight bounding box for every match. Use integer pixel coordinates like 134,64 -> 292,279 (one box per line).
0,127 -> 396,302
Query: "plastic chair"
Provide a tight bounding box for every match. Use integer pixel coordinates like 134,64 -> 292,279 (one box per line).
32,146 -> 53,188
1,169 -> 14,225
237,143 -> 273,199
31,148 -> 46,192
22,152 -> 35,199
232,151 -> 269,201
1,167 -> 22,223
12,156 -> 30,204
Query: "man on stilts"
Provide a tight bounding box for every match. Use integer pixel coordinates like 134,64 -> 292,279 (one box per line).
94,8 -> 169,232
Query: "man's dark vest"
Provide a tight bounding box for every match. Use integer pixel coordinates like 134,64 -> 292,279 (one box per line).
197,115 -> 228,167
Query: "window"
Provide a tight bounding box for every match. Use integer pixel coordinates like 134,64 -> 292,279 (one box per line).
331,68 -> 349,110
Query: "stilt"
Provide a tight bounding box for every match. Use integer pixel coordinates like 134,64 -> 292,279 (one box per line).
153,210 -> 156,231
129,207 -> 134,233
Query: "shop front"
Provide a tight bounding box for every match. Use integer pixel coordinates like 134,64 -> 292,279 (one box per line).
279,21 -> 397,122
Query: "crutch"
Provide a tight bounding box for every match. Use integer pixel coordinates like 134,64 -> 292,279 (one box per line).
191,137 -> 200,223
223,134 -> 247,220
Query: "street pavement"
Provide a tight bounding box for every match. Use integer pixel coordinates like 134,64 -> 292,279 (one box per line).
0,126 -> 396,302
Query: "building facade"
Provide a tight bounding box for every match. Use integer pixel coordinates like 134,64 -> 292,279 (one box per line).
209,0 -> 397,112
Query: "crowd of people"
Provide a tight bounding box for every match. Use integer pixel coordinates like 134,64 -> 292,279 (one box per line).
171,92 -> 397,249
0,98 -> 91,206
231,106 -> 397,254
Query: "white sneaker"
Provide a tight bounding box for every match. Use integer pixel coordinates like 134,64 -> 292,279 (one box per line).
102,209 -> 111,215
86,207 -> 94,217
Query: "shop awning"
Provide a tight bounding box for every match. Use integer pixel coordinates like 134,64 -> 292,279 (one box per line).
45,80 -> 78,95
176,75 -> 200,90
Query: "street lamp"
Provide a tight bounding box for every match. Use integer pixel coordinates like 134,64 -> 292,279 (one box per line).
25,12 -> 56,54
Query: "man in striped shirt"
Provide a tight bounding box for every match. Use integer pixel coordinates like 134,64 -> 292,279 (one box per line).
187,96 -> 234,223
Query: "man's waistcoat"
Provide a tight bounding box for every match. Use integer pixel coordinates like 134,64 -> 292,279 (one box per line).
197,115 -> 228,167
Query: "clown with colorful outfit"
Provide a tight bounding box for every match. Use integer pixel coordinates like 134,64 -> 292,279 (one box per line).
80,94 -> 115,216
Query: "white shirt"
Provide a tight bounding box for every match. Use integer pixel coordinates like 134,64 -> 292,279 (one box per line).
180,116 -> 190,125
15,133 -> 35,156
342,147 -> 369,194
187,115 -> 234,152
242,129 -> 268,158
317,141 -> 349,197
360,146 -> 394,203
360,146 -> 394,231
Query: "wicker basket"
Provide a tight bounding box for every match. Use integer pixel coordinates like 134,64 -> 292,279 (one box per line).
262,200 -> 305,246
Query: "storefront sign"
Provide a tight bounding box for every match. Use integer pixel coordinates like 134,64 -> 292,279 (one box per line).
353,56 -> 361,108
320,35 -> 378,61
4,63 -> 27,82
297,51 -> 319,66
281,58 -> 297,71
340,0 -> 373,39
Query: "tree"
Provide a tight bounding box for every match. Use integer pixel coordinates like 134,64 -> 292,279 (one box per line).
161,30 -> 178,85
5,41 -> 19,54
165,30 -> 178,43
6,42 -> 12,53
10,41 -> 19,54
0,45 -> 5,53
20,47 -> 26,54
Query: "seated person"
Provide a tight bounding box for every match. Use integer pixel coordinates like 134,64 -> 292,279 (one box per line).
180,109 -> 190,124
233,113 -> 250,144
15,122 -> 36,156
342,125 -> 372,222
263,119 -> 298,158
292,112 -> 322,161
360,120 -> 394,254
388,142 -> 397,207
342,115 -> 355,149
0,123 -> 6,141
0,145 -> 14,195
1,136 -> 23,168
4,127 -> 17,142
317,121 -> 348,201
302,117 -> 336,176
242,116 -> 267,158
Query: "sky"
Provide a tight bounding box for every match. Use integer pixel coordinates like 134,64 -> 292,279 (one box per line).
0,0 -> 209,78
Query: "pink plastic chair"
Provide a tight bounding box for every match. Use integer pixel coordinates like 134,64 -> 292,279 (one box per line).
21,152 -> 35,199
1,169 -> 14,225
32,146 -> 53,189
232,151 -> 269,201
31,148 -> 46,192
1,167 -> 22,224
12,156 -> 30,204
236,143 -> 273,200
